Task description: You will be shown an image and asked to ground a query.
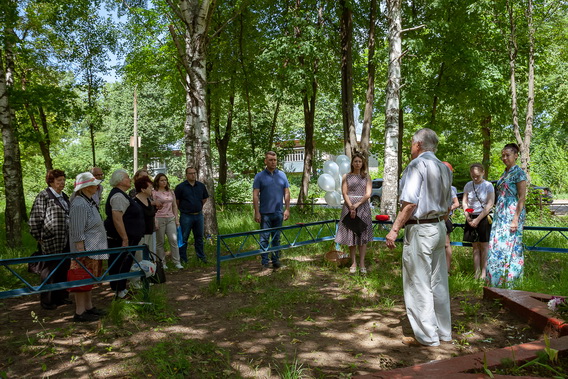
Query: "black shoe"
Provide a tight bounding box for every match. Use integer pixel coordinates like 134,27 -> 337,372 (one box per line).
262,263 -> 270,270
41,303 -> 58,310
86,307 -> 107,316
272,261 -> 281,269
73,312 -> 99,322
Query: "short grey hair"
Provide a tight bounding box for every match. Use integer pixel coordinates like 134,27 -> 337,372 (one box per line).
109,169 -> 129,187
412,128 -> 439,152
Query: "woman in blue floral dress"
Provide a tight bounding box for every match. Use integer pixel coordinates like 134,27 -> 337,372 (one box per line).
486,143 -> 527,288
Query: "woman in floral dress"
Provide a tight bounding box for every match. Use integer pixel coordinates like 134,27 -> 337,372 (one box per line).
486,143 -> 527,288
335,153 -> 373,274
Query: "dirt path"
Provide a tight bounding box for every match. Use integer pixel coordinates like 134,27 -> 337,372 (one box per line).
0,258 -> 542,378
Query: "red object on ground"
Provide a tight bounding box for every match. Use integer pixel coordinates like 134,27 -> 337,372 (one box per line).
465,208 -> 474,213
375,215 -> 390,221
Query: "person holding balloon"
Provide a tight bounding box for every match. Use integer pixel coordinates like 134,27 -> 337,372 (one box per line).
334,153 -> 373,274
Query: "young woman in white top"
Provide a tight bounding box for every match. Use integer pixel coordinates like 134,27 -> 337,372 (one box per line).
463,163 -> 495,280
152,174 -> 182,269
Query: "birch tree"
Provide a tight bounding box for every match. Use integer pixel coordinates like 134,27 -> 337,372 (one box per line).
166,0 -> 218,235
381,0 -> 402,219
1,1 -> 25,247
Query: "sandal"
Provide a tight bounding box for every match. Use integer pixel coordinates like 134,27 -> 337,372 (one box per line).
360,267 -> 367,274
349,266 -> 357,274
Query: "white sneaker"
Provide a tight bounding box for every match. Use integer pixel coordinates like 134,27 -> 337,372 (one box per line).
117,289 -> 128,298
175,263 -> 184,269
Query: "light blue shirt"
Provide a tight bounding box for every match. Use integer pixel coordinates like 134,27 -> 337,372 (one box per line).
400,151 -> 452,220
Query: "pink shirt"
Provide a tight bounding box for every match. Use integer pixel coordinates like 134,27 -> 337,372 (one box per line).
152,190 -> 176,218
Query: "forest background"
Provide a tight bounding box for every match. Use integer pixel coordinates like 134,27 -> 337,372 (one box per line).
1,0 -> 567,249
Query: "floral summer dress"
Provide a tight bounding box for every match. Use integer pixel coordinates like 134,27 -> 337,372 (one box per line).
335,174 -> 373,246
486,165 -> 527,288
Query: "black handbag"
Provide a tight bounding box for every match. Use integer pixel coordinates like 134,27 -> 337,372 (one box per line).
27,251 -> 43,274
148,252 -> 166,284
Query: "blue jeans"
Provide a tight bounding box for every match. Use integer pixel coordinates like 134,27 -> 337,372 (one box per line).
260,212 -> 283,265
179,212 -> 205,262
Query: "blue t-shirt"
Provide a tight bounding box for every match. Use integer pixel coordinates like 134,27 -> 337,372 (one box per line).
253,168 -> 290,214
174,180 -> 209,214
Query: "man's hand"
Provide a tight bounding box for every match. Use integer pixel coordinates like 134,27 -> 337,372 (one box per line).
254,210 -> 261,223
283,209 -> 290,221
385,230 -> 398,249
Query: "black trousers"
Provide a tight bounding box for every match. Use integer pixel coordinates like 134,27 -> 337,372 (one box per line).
107,238 -> 138,292
39,245 -> 70,307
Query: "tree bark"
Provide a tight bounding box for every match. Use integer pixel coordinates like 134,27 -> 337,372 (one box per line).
167,0 -> 218,236
507,0 -> 534,185
298,81 -> 317,208
360,0 -> 377,158
214,87 -> 234,205
1,26 -> 25,247
339,0 -> 356,158
296,2 -> 320,209
480,115 -> 492,175
381,0 -> 402,219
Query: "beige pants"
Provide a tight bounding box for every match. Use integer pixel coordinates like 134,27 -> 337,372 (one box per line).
155,217 -> 180,265
402,221 -> 452,346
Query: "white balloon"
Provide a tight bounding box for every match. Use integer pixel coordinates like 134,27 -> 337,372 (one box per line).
318,174 -> 336,192
325,191 -> 342,207
338,160 -> 351,175
335,174 -> 342,192
323,160 -> 339,176
335,154 -> 350,165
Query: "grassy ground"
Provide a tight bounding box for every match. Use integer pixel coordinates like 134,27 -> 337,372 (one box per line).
1,204 -> 567,377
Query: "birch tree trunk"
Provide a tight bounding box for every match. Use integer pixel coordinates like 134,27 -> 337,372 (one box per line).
381,0 -> 402,219
360,0 -> 377,158
167,0 -> 218,236
1,25 -> 25,247
339,0 -> 357,158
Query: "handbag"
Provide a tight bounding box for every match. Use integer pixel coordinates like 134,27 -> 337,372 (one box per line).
27,251 -> 43,274
324,243 -> 350,267
67,263 -> 94,292
487,214 -> 493,224
149,252 -> 167,284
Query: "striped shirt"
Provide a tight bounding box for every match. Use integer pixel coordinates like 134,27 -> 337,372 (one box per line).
69,194 -> 108,259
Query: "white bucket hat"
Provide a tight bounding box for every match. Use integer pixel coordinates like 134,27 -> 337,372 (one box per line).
74,172 -> 102,193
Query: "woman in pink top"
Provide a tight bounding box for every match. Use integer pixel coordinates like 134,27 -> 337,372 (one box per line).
152,174 -> 182,269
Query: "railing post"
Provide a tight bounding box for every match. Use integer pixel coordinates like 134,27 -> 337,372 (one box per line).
216,235 -> 221,286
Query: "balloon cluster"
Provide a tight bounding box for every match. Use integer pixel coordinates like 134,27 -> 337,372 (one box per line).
318,155 -> 351,206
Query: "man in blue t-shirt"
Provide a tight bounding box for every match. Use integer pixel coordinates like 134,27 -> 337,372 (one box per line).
175,167 -> 209,263
253,151 -> 290,269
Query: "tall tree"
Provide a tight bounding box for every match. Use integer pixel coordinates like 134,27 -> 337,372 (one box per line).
339,0 -> 357,158
1,1 -> 25,247
381,0 -> 402,219
166,0 -> 218,235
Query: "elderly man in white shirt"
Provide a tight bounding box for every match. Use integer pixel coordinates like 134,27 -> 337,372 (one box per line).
386,128 -> 453,347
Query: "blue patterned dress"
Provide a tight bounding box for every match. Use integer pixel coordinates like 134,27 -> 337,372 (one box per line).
486,165 -> 526,287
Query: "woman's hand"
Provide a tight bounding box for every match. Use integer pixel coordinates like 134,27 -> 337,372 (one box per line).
349,208 -> 356,219
510,219 -> 519,233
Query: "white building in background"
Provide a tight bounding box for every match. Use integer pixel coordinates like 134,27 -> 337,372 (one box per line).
282,105 -> 379,175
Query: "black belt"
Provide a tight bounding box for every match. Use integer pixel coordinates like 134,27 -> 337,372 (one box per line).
405,217 -> 443,226
185,212 -> 201,215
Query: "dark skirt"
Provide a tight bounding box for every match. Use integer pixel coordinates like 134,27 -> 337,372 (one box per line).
463,215 -> 491,243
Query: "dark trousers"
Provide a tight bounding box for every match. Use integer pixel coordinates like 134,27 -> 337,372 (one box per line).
39,246 -> 70,307
107,238 -> 137,292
